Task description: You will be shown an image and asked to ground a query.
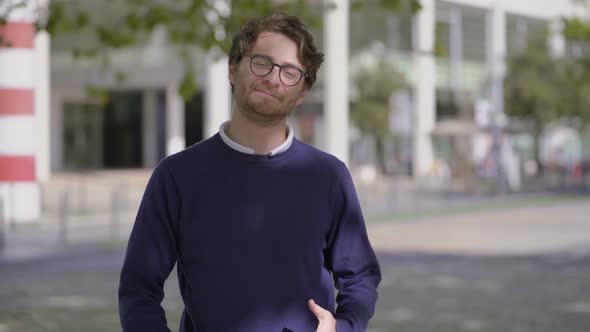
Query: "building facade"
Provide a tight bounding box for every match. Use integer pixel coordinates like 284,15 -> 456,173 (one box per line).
0,0 -> 585,222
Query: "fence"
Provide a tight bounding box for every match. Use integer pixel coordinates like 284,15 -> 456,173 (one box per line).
0,172 -> 147,260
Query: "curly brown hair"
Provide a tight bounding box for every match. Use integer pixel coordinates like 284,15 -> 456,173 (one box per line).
228,12 -> 324,89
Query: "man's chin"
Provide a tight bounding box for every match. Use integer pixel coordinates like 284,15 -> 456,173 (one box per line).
241,104 -> 290,125
253,109 -> 289,120
248,101 -> 283,116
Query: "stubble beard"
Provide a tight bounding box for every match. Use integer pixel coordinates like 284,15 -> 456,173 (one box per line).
240,101 -> 292,127
235,89 -> 298,127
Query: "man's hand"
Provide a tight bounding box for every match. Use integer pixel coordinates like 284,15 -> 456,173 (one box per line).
308,299 -> 336,332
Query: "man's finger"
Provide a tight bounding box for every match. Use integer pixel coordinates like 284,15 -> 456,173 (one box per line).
308,299 -> 329,320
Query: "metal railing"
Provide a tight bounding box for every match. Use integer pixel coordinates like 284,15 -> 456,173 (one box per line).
53,183 -> 136,245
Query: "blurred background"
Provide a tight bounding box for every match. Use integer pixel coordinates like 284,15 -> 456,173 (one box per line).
1,0 -> 589,331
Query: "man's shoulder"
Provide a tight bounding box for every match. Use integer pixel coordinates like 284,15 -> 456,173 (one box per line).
292,140 -> 355,197
293,139 -> 348,172
158,134 -> 221,172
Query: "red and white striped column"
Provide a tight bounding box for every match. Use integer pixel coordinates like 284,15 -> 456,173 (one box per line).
0,2 -> 41,223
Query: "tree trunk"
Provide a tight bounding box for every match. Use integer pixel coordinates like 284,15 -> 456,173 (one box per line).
375,135 -> 388,174
532,120 -> 543,177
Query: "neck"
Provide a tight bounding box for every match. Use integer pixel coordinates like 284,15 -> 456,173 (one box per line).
227,105 -> 289,155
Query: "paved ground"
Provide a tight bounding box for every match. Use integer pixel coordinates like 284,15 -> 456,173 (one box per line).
0,196 -> 589,331
371,252 -> 590,332
369,198 -> 590,256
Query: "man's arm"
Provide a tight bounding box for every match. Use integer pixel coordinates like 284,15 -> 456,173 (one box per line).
119,163 -> 181,331
325,163 -> 382,332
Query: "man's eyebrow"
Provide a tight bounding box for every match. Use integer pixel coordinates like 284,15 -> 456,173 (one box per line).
280,60 -> 303,69
253,53 -> 303,70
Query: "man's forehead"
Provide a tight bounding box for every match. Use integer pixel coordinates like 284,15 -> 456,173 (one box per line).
255,31 -> 282,40
250,31 -> 303,68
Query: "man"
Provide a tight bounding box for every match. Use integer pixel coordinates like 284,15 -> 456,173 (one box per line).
119,12 -> 381,332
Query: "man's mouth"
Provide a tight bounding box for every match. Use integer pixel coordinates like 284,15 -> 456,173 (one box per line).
254,89 -> 280,100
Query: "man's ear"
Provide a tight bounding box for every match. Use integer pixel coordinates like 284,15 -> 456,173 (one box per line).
295,86 -> 309,107
229,62 -> 236,86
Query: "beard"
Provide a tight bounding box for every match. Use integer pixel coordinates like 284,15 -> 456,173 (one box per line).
234,85 -> 300,127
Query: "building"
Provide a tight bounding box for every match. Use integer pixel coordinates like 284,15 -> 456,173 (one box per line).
0,0 -> 585,222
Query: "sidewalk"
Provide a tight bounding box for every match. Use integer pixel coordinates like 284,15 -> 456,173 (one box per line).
1,188 -> 589,264
0,211 -> 135,264
368,196 -> 590,256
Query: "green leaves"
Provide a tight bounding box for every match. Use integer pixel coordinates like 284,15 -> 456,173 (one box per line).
144,4 -> 173,30
563,17 -> 590,40
350,55 -> 409,173
377,0 -> 403,12
180,69 -> 198,101
97,26 -> 136,48
85,87 -> 110,106
75,11 -> 90,28
124,12 -> 143,31
504,31 -> 590,130
351,57 -> 408,139
38,0 -> 420,101
504,37 -> 558,123
351,0 -> 421,14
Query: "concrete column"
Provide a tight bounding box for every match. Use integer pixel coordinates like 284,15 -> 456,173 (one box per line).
487,0 -> 506,120
0,0 -> 41,223
205,52 -> 231,139
549,18 -> 565,58
323,0 -> 350,165
204,0 -> 231,139
485,0 -> 508,187
142,90 -> 158,167
412,0 -> 436,178
449,5 -> 463,91
165,82 -> 185,156
35,27 -> 50,182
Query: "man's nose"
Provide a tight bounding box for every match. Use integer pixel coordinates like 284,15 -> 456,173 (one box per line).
264,65 -> 281,85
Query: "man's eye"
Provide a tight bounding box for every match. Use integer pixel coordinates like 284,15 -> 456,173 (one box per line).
253,60 -> 271,68
283,68 -> 299,79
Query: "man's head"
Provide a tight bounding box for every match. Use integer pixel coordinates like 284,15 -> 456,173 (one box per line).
228,12 -> 324,125
229,12 -> 324,90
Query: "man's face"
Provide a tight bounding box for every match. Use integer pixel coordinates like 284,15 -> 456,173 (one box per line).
229,31 -> 308,125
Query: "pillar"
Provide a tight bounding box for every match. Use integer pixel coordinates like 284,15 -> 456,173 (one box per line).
487,0 -> 506,119
324,0 -> 350,165
412,0 -> 436,178
449,5 -> 463,92
205,52 -> 231,139
0,0 -> 41,223
204,0 -> 231,139
166,82 -> 185,156
549,18 -> 565,58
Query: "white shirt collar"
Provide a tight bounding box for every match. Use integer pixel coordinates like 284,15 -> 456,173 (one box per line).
219,121 -> 294,156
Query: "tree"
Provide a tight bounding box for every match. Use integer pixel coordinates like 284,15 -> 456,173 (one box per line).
503,35 -> 562,166
559,16 -> 590,126
1,0 -> 323,100
351,56 -> 408,174
504,18 -> 590,171
1,0 -> 421,100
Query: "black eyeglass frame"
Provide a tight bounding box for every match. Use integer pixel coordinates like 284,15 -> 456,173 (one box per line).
242,54 -> 308,87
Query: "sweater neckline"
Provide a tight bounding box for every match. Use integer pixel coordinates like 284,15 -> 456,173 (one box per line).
213,133 -> 297,163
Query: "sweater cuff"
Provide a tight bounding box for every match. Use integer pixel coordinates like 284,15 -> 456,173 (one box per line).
335,318 -> 353,332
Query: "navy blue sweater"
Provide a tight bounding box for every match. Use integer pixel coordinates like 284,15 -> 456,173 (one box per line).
119,133 -> 381,332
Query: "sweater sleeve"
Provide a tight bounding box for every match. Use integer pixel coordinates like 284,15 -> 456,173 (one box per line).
326,163 -> 382,332
118,163 -> 181,332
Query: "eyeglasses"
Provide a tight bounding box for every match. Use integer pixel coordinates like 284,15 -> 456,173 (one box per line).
243,54 -> 307,87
